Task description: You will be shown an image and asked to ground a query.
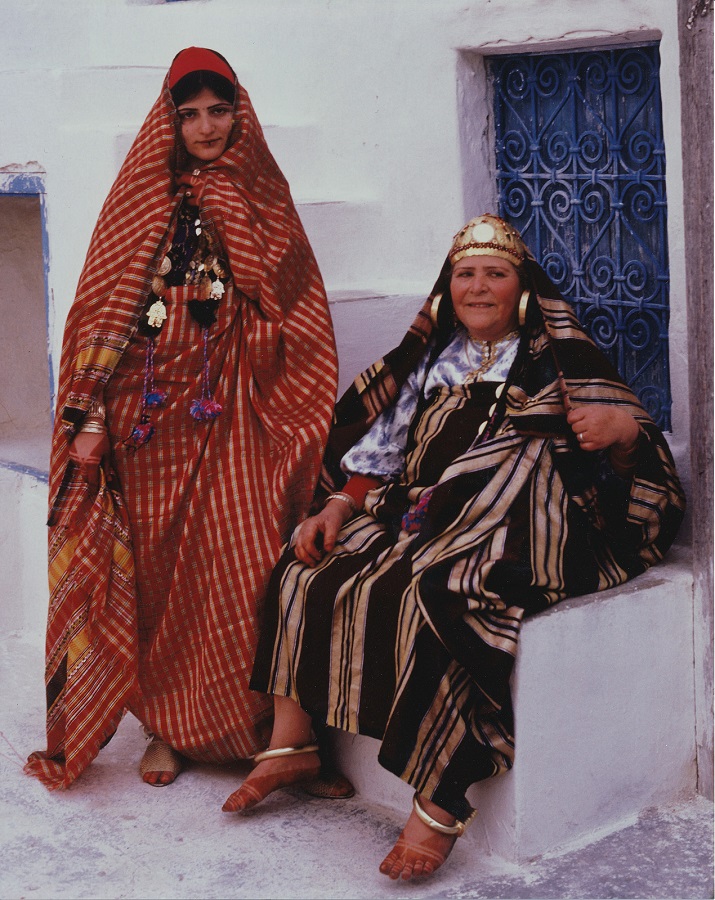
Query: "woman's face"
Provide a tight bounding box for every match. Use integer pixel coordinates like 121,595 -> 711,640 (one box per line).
177,87 -> 234,167
450,255 -> 522,342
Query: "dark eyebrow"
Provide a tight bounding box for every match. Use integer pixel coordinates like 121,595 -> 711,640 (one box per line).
177,102 -> 232,113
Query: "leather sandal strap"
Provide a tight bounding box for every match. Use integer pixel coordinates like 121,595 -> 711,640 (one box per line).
253,743 -> 320,764
412,792 -> 474,838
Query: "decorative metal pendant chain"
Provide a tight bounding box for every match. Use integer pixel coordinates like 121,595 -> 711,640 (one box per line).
126,197 -> 230,450
465,329 -> 519,382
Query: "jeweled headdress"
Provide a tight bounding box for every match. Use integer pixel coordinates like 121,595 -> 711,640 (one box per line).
449,214 -> 527,266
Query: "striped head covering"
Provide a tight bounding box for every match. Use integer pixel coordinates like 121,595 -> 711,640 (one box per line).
50,47 -> 337,513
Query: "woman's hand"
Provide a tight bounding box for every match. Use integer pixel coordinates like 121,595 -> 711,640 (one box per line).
293,500 -> 353,567
567,405 -> 640,454
68,430 -> 110,493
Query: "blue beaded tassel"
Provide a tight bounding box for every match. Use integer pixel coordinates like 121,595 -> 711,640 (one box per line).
189,327 -> 222,421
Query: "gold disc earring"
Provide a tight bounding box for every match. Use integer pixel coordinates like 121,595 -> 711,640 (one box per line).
430,292 -> 443,327
518,290 -> 530,327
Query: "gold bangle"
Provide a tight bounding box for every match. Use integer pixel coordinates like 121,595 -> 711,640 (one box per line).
88,400 -> 106,419
325,492 -> 358,514
79,422 -> 108,435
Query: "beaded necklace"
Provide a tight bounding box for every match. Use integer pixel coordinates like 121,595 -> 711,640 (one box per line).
125,197 -> 230,449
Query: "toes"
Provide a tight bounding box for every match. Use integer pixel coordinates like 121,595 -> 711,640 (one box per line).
411,858 -> 434,879
221,791 -> 242,812
410,859 -> 425,879
379,852 -> 404,880
143,770 -> 176,787
222,790 -> 247,812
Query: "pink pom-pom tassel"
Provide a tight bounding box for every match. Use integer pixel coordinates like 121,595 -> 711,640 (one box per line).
190,398 -> 222,421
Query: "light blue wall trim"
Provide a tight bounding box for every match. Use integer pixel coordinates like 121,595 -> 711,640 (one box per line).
0,458 -> 49,484
0,173 -> 46,195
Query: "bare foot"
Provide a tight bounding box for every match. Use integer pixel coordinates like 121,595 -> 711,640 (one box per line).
222,748 -> 320,812
139,738 -> 182,787
379,797 -> 459,881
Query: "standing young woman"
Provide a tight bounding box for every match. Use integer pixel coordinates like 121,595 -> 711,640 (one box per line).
26,48 -> 339,790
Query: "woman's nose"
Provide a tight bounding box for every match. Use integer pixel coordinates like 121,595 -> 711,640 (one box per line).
197,113 -> 213,133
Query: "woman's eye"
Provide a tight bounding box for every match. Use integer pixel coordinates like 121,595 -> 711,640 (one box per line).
211,107 -> 232,116
178,111 -> 195,121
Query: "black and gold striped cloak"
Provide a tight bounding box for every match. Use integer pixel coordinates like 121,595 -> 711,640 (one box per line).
251,258 -> 685,821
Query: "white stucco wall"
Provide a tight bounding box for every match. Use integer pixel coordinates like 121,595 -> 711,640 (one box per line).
0,0 -> 704,854
0,0 -> 690,483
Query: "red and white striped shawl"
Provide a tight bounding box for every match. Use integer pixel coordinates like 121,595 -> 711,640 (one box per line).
28,67 -> 337,789
52,74 -> 336,516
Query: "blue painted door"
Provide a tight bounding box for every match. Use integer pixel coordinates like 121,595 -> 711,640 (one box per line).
490,45 -> 671,428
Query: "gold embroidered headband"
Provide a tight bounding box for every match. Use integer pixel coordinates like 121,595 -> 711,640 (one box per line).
449,214 -> 527,266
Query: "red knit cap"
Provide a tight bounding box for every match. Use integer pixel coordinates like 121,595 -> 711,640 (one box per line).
168,47 -> 235,89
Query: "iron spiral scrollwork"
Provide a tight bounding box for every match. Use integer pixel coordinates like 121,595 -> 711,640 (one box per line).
490,45 -> 671,428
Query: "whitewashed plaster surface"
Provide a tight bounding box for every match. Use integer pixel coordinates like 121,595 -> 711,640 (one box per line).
0,0 -> 705,863
0,0 -> 690,471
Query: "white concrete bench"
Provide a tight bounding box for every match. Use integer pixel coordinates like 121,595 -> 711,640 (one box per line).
328,545 -> 695,862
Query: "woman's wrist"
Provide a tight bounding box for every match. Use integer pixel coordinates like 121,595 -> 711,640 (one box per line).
612,414 -> 640,452
325,492 -> 358,514
80,399 -> 107,435
337,474 -> 383,511
609,425 -> 641,473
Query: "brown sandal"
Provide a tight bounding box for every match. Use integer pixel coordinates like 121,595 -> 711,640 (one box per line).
139,736 -> 183,786
302,772 -> 355,799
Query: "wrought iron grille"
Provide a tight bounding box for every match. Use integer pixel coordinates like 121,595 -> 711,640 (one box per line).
490,45 -> 671,428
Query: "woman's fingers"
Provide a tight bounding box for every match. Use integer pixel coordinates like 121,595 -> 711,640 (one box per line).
566,405 -> 639,452
293,502 -> 353,566
294,519 -> 326,566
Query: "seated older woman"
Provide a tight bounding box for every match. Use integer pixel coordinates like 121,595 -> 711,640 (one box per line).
222,215 -> 685,880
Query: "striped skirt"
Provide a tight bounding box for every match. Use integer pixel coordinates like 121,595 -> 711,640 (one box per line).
251,382 -> 528,820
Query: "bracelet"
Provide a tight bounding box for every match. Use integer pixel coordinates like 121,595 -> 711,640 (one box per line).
325,492 -> 358,514
79,421 -> 108,435
88,400 -> 107,419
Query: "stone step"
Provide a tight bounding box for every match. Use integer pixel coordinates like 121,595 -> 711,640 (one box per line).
262,124 -> 327,198
294,199 -> 383,289
328,547 -> 696,862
